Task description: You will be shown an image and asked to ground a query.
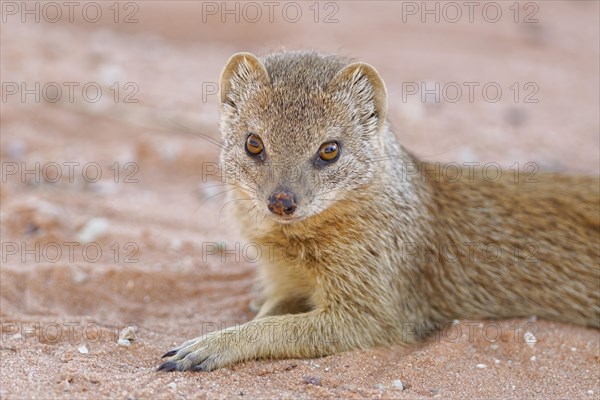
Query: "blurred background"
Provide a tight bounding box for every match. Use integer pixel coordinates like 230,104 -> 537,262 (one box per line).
1,1 -> 599,398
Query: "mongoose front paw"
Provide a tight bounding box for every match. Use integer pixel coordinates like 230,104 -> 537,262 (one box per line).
157,312 -> 343,372
157,332 -> 236,372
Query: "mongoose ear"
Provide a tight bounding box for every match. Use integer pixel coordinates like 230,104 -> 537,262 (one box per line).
220,52 -> 270,108
326,62 -> 387,130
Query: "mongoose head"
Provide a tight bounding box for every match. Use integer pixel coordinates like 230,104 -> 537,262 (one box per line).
219,51 -> 388,223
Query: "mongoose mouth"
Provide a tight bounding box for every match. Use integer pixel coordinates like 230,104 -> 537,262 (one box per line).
271,215 -> 303,224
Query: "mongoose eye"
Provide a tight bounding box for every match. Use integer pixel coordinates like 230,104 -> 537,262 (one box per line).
245,134 -> 264,157
318,142 -> 340,163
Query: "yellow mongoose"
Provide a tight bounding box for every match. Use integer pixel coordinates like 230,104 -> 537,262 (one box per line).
159,51 -> 600,372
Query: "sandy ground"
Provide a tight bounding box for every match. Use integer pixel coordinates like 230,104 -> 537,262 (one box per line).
1,1 -> 599,399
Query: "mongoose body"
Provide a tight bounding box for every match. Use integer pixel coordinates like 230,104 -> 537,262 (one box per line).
159,51 -> 600,372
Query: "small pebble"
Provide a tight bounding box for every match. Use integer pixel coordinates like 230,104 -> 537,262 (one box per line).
524,331 -> 537,347
159,142 -> 181,162
167,382 -> 177,390
170,238 -> 182,251
530,356 -> 536,361
505,107 -> 528,127
88,181 -> 118,195
70,266 -> 89,284
99,63 -> 124,84
77,345 -> 88,354
77,218 -> 109,243
476,364 -> 487,369
117,326 -> 137,347
393,380 -> 404,390
302,376 -> 321,386
6,140 -> 27,159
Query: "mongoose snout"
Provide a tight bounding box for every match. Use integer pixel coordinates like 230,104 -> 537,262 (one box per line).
267,191 -> 297,216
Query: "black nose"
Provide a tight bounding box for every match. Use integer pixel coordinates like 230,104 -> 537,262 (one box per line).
268,191 -> 297,216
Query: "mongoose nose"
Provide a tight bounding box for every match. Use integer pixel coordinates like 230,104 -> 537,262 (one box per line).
268,192 -> 297,216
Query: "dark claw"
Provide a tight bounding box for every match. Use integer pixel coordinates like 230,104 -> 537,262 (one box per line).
157,361 -> 179,372
191,364 -> 205,372
161,349 -> 178,358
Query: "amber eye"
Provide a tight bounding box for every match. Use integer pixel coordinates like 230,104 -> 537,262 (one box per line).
318,141 -> 340,162
245,134 -> 264,157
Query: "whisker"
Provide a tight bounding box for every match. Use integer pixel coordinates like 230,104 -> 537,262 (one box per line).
218,197 -> 254,222
313,186 -> 339,199
163,118 -> 225,150
211,171 -> 258,196
199,186 -> 238,206
258,209 -> 268,227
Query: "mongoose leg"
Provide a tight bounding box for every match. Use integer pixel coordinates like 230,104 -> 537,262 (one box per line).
158,310 -> 346,372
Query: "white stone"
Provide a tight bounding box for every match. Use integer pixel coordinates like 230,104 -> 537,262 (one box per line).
118,326 -> 137,347
77,218 -> 109,243
524,331 -> 537,347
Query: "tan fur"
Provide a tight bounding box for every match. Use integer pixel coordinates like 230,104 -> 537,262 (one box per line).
159,51 -> 600,372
